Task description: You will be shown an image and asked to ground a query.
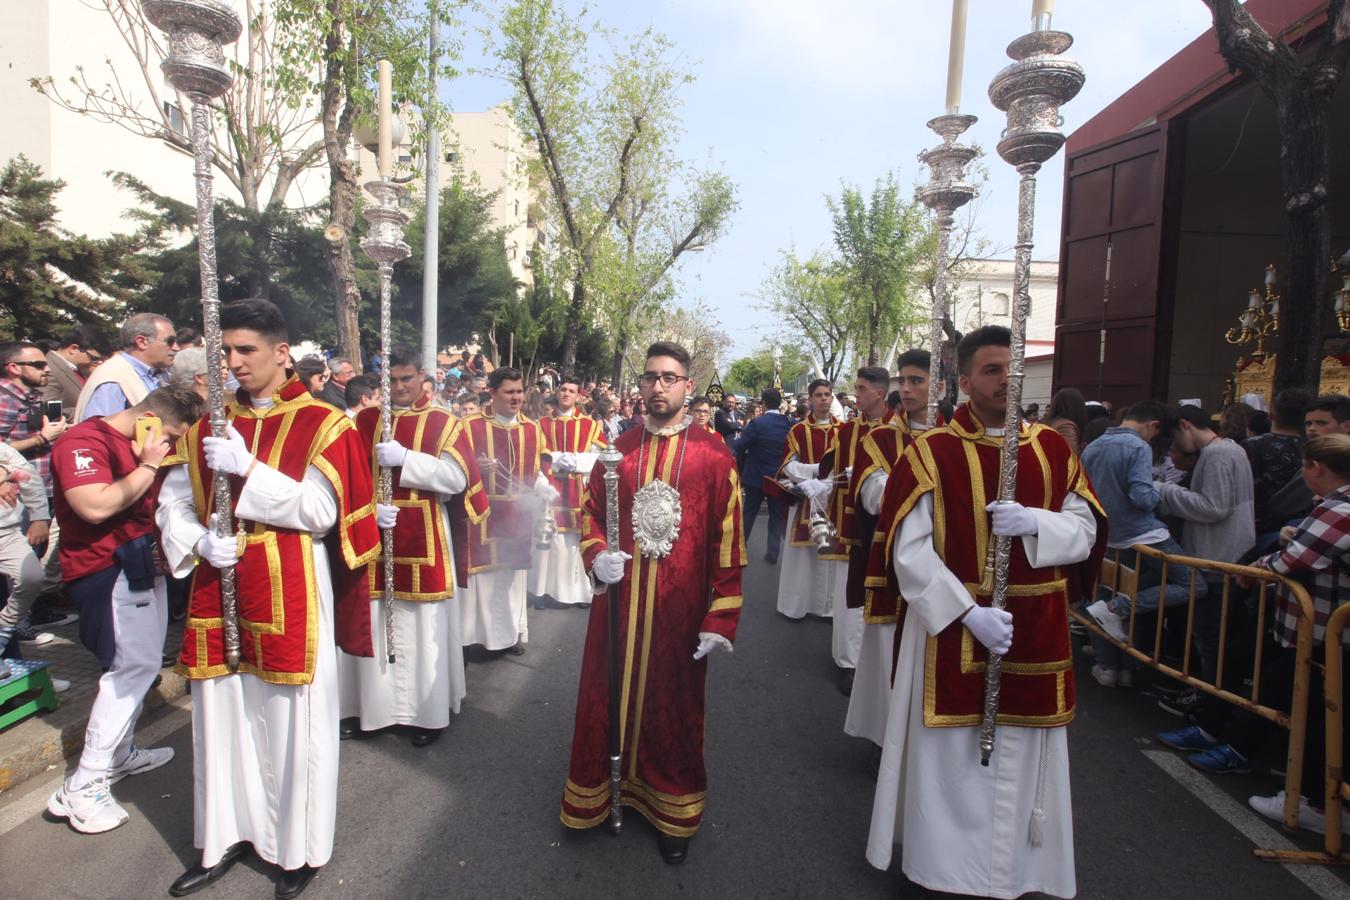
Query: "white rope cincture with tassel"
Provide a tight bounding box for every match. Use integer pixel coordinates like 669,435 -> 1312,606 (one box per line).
1028,726 -> 1049,847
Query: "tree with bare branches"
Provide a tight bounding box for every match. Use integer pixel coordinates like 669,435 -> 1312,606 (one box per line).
1202,0 -> 1350,393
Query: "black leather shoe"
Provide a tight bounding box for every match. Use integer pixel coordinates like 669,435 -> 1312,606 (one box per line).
506,643 -> 526,656
763,554 -> 778,565
837,668 -> 855,697
162,654 -> 178,669
411,727 -> 444,748
169,843 -> 249,896
339,717 -> 361,741
275,865 -> 320,900
657,832 -> 689,865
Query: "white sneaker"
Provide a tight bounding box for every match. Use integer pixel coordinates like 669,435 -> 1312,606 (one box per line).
1086,599 -> 1128,643
1090,665 -> 1117,687
1118,667 -> 1134,689
48,777 -> 129,834
51,677 -> 71,694
109,746 -> 175,784
1248,791 -> 1350,836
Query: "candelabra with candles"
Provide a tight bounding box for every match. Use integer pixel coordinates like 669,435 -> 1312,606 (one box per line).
1224,264 -> 1281,361
1335,250 -> 1350,334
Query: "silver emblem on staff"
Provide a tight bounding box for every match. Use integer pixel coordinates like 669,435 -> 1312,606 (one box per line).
143,0 -> 243,670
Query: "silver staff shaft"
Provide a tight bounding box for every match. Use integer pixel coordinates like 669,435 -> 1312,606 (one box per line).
143,0 -> 243,670
599,446 -> 625,834
981,20 -> 1084,766
360,177 -> 411,665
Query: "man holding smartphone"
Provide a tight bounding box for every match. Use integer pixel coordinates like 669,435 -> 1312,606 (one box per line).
47,384 -> 204,833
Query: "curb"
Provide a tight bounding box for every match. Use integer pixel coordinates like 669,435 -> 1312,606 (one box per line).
0,671 -> 188,793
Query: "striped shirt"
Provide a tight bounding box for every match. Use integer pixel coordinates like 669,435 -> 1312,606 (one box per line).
1260,486 -> 1350,648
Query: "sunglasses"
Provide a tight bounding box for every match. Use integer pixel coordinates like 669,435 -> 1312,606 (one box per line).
13,360 -> 48,370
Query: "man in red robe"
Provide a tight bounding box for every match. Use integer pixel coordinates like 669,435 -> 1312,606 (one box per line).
156,298 -> 380,899
560,341 -> 746,864
531,375 -> 606,608
865,326 -> 1105,897
458,367 -> 555,653
344,346 -> 488,746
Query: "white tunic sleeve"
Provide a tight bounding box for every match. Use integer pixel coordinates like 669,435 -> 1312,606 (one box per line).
397,449 -> 467,499
156,465 -> 208,579
1021,493 -> 1096,568
860,470 -> 888,516
235,463 -> 339,535
572,451 -> 600,474
891,494 -> 973,635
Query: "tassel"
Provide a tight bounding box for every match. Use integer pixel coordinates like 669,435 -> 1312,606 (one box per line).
1028,807 -> 1046,847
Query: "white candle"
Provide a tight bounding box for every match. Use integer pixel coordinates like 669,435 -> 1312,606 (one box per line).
1264,264 -> 1276,286
377,59 -> 393,179
1032,0 -> 1054,17
945,0 -> 969,113
1248,289 -> 1261,310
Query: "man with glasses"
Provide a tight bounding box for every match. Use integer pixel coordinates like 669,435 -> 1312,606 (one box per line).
75,313 -> 178,422
44,327 -> 104,421
0,341 -> 74,646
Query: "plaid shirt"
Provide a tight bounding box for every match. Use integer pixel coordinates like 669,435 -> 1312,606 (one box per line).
1260,486 -> 1350,648
0,377 -> 52,494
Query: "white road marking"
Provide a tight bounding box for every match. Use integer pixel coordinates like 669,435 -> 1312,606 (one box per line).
1142,749 -> 1350,900
0,695 -> 192,840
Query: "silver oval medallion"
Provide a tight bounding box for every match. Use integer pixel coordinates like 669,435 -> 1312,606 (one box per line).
631,479 -> 682,559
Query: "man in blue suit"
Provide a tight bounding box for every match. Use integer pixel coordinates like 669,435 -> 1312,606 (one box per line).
732,388 -> 791,563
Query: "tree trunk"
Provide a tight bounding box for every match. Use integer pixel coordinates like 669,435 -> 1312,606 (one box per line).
609,336 -> 627,391
1273,80 -> 1333,394
327,157 -> 362,367
562,278 -> 584,374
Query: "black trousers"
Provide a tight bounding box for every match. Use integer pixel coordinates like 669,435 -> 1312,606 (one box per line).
741,485 -> 785,561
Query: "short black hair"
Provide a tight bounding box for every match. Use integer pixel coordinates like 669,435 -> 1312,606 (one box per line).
140,383 -> 206,427
1123,400 -> 1169,427
896,348 -> 931,372
1308,394 -> 1350,423
344,374 -> 379,407
857,365 -> 890,389
957,325 -> 1010,374
488,367 -> 523,390
761,388 -> 782,410
387,344 -> 421,371
294,356 -> 326,381
175,326 -> 200,347
807,378 -> 831,395
689,394 -> 712,408
1271,388 -> 1315,430
0,341 -> 39,368
220,298 -> 288,344
1169,404 -> 1213,433
558,374 -> 582,390
645,341 -> 692,374
886,390 -> 902,410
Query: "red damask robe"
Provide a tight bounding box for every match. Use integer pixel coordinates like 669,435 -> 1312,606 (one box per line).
561,423 -> 747,837
869,404 -> 1105,724
820,413 -> 889,608
172,376 -> 381,683
777,415 -> 845,558
353,398 -> 488,599
537,409 -> 606,531
459,411 -> 546,573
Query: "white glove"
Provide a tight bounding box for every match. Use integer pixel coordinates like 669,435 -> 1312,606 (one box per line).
986,501 -> 1038,537
844,466 -> 853,481
203,424 -> 253,476
551,452 -> 578,474
534,473 -> 561,505
693,633 -> 731,660
376,440 -> 408,468
964,605 -> 1014,656
196,515 -> 239,569
800,478 -> 833,501
782,460 -> 819,483
592,549 -> 631,585
376,503 -> 399,529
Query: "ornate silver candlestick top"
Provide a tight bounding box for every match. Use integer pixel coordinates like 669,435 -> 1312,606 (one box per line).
917,112 -> 980,424
988,30 -> 1085,172
143,0 -> 241,100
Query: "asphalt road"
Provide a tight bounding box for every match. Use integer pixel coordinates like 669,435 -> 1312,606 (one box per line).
2,524 -> 1348,899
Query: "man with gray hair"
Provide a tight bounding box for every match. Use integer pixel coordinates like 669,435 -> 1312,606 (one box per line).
75,313 -> 178,422
171,347 -> 210,403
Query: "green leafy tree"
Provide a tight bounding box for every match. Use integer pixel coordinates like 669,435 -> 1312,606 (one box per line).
756,248 -> 853,383
0,157 -> 144,339
492,0 -> 734,373
395,180 -> 520,352
724,343 -> 811,397
828,172 -> 930,365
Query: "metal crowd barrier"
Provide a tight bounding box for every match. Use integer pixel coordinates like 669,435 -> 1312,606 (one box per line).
1071,544 -> 1317,844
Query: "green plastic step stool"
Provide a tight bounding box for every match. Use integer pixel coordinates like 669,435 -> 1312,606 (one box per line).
0,659 -> 60,730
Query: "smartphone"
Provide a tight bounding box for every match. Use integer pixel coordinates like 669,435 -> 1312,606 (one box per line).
134,415 -> 163,452
45,400 -> 62,422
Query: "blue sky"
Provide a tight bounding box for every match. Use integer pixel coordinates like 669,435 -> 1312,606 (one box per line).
444,1 -> 1217,361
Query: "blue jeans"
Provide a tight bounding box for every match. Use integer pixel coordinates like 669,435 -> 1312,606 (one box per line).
1095,537 -> 1209,672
